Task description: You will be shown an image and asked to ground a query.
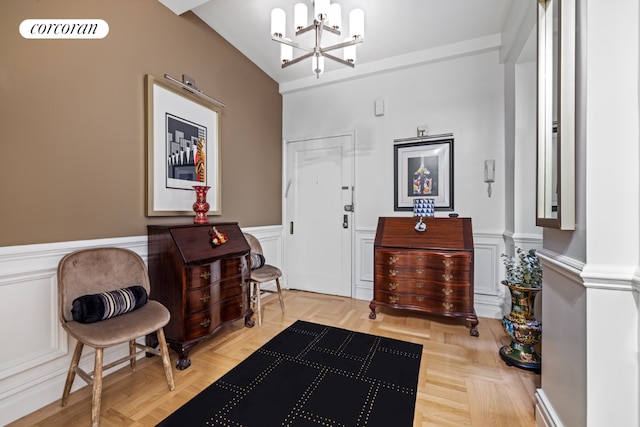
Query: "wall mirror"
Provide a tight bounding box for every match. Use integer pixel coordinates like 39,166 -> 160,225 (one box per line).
536,0 -> 575,230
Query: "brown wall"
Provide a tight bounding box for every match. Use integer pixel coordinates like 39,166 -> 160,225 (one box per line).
0,0 -> 282,247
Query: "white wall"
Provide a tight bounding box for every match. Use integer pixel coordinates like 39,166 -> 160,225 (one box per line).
284,50 -> 506,230
513,60 -> 540,245
501,1 -> 542,320
536,1 -> 640,426
283,48 -> 509,317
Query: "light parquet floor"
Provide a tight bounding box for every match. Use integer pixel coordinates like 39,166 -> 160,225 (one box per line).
8,290 -> 539,427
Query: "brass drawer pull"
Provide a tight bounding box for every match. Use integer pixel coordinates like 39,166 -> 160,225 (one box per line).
388,282 -> 398,291
415,269 -> 425,275
389,296 -> 399,303
442,259 -> 453,268
416,282 -> 425,288
200,318 -> 211,328
443,273 -> 453,282
200,271 -> 211,280
442,288 -> 453,296
199,294 -> 211,303
442,302 -> 453,310
416,296 -> 424,302
388,269 -> 398,277
388,256 -> 398,265
415,256 -> 424,261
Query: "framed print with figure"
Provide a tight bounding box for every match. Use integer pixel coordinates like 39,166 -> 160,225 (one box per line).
394,137 -> 454,211
145,74 -> 221,216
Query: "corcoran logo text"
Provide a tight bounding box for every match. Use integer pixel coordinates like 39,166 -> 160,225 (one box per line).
20,19 -> 109,39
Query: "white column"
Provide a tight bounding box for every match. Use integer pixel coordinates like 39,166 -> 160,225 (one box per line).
583,0 -> 639,425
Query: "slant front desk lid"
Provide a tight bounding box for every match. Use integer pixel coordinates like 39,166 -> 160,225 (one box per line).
374,217 -> 473,251
148,223 -> 250,265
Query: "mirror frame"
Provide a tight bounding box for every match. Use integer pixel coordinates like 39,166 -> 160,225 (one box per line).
536,0 -> 575,230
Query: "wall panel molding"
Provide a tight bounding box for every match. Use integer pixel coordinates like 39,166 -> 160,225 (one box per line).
0,235 -> 148,426
473,232 -> 508,318
354,228 -> 376,301
241,225 -> 284,292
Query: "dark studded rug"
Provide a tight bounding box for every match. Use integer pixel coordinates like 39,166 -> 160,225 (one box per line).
156,320 -> 423,427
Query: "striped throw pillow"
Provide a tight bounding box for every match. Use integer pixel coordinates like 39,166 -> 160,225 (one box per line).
71,286 -> 148,323
249,253 -> 265,270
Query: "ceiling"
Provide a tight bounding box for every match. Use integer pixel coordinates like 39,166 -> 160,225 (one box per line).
160,0 -> 515,88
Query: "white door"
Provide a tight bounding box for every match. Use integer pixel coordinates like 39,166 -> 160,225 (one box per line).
285,134 -> 354,297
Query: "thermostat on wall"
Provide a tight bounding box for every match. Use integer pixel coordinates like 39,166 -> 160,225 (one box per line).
375,99 -> 385,117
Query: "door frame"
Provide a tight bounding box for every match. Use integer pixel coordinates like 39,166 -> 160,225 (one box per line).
281,130 -> 356,296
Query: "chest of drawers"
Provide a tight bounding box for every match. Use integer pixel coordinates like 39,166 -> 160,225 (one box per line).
147,223 -> 253,369
369,217 -> 479,336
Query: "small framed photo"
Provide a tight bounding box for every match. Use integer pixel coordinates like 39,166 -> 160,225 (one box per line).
394,137 -> 454,211
145,74 -> 221,216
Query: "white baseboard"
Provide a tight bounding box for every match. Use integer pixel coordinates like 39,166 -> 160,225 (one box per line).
535,389 -> 563,427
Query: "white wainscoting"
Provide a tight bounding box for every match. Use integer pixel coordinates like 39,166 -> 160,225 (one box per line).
242,226 -> 285,293
0,236 -> 149,426
0,225 -> 517,425
0,226 -> 283,426
354,228 -> 376,301
353,228 -> 510,319
473,232 -> 508,319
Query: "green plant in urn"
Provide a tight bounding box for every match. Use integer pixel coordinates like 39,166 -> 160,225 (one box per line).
499,247 -> 542,373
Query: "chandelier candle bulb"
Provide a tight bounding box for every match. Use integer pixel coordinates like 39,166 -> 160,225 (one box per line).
344,38 -> 356,63
294,3 -> 307,30
329,3 -> 342,30
349,9 -> 364,38
281,39 -> 293,63
271,8 -> 286,37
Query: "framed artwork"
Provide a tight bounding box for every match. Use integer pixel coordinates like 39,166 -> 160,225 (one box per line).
394,137 -> 454,211
145,74 -> 221,216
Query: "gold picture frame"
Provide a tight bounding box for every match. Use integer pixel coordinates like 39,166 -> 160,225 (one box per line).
145,74 -> 221,217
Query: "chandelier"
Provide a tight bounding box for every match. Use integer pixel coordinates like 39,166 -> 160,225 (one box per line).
270,0 -> 364,78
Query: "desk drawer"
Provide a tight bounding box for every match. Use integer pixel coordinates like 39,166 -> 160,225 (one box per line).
375,264 -> 470,284
187,262 -> 221,289
220,257 -> 247,278
375,277 -> 470,299
186,284 -> 221,314
376,250 -> 471,271
220,277 -> 246,300
184,306 -> 222,341
221,294 -> 248,322
375,290 -> 472,313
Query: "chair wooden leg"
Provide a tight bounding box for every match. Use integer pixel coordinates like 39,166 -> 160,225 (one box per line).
91,348 -> 104,427
61,341 -> 84,407
129,340 -> 136,372
275,278 -> 285,314
156,328 -> 175,391
253,281 -> 262,327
